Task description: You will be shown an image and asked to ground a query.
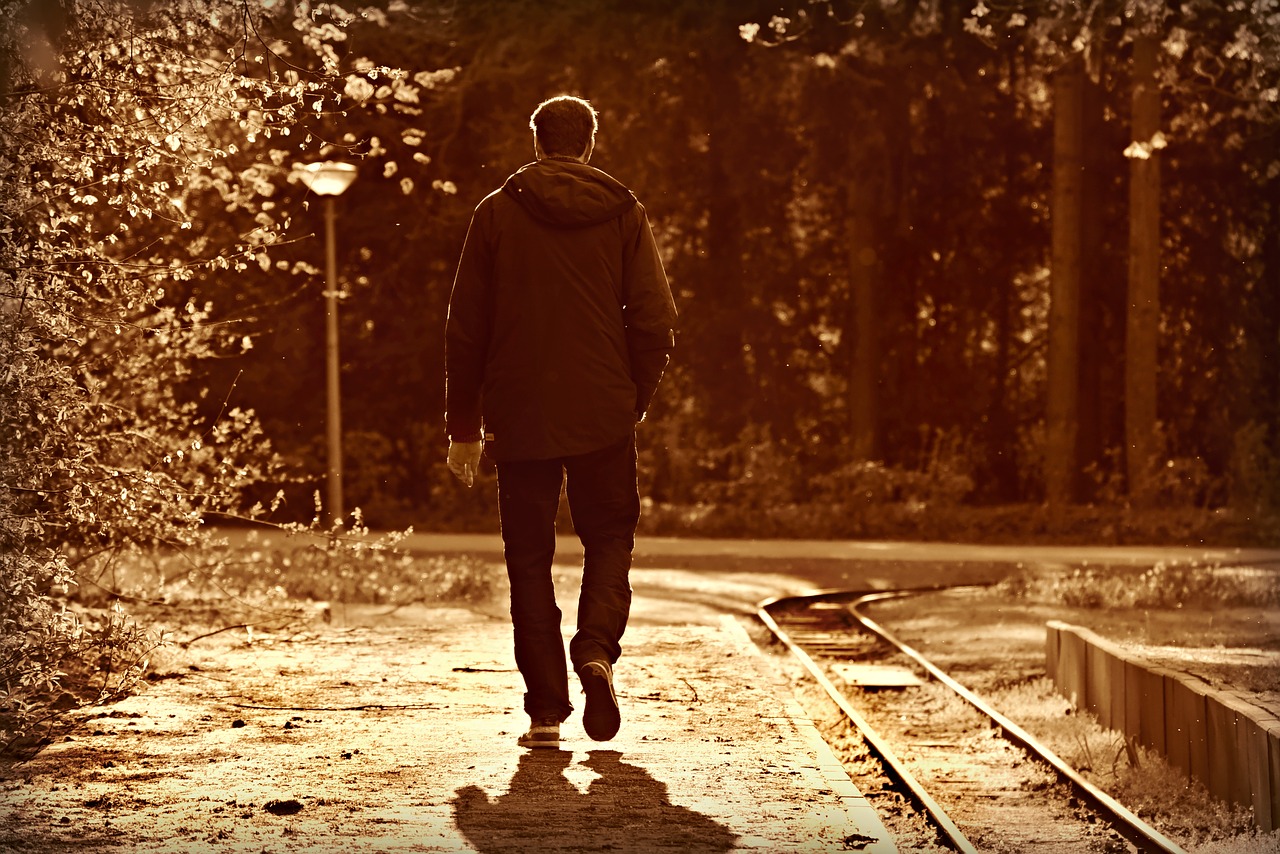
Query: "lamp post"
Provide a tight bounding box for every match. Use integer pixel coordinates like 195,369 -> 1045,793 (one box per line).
294,161 -> 358,526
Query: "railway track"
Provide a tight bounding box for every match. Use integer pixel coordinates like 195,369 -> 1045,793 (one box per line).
758,588 -> 1187,854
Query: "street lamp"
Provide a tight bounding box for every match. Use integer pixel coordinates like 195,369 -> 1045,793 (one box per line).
294,160 -> 358,526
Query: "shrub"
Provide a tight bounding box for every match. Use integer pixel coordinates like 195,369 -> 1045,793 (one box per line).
0,0 -> 421,747
199,520 -> 500,608
1229,421 -> 1280,517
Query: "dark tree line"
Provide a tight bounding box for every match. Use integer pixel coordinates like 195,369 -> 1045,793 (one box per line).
9,0 -> 1272,546
160,0 -> 1278,538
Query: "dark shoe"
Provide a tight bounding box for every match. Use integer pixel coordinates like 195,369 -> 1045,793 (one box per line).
517,718 -> 560,749
578,660 -> 620,741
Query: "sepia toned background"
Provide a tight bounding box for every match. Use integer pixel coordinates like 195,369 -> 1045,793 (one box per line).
8,0 -> 1280,541
2,0 -> 1278,761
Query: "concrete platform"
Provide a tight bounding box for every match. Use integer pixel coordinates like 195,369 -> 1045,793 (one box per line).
444,613 -> 896,853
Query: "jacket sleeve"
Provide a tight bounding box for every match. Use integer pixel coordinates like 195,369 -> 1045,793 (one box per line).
621,203 -> 678,419
444,202 -> 494,442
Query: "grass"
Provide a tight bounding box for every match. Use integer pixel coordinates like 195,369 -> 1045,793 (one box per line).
988,676 -> 1276,852
996,561 -> 1280,611
196,541 -> 501,607
72,528 -> 504,612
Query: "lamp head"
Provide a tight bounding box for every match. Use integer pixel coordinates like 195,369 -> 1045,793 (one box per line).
294,161 -> 358,196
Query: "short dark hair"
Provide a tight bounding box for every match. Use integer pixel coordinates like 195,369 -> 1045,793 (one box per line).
530,95 -> 598,157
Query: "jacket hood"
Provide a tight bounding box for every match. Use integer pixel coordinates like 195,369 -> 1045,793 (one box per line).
502,159 -> 637,228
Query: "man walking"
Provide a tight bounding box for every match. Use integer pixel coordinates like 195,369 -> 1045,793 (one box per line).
444,96 -> 677,749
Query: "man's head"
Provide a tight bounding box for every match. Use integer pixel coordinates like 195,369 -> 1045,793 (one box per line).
530,95 -> 597,162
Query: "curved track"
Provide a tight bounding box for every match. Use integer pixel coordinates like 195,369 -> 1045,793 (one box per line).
758,587 -> 1187,854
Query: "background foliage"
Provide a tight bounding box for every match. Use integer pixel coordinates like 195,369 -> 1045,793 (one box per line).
2,0 -> 1278,739
0,0 -> 440,741
173,0 -> 1274,541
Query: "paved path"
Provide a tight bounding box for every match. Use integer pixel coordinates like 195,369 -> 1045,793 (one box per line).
217,527 -> 1280,570
397,531 -> 1277,567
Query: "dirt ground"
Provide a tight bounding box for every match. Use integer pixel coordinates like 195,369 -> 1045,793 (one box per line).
0,566 -> 866,854
2,556 -> 1276,853
3,606 -> 497,853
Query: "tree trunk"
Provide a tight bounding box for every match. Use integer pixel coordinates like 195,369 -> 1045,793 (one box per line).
1125,34 -> 1162,502
987,53 -> 1022,502
1076,74 -> 1113,498
847,119 -> 886,462
698,26 -> 751,441
1046,57 -> 1085,504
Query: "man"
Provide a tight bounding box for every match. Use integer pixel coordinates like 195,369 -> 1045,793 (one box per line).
444,95 -> 677,750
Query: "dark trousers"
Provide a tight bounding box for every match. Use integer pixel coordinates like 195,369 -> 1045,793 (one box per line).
496,433 -> 641,723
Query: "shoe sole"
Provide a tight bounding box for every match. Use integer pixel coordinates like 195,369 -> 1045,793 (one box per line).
580,662 -> 620,742
517,728 -> 560,749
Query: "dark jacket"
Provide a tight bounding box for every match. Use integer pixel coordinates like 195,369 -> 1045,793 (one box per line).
445,158 -> 677,461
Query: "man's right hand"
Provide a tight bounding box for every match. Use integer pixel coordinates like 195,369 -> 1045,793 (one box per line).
447,439 -> 484,488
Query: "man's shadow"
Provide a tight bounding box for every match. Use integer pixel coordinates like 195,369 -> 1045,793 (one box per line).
453,749 -> 738,852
